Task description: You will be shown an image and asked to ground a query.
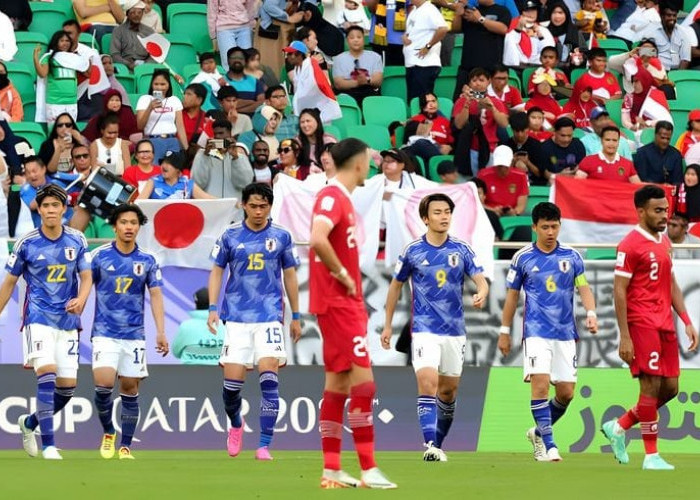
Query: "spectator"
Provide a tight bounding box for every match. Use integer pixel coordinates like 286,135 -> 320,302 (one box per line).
82,89 -> 138,142
581,106 -> 633,159
190,52 -> 227,111
677,110 -> 700,165
123,139 -> 161,192
250,140 -> 278,185
469,176 -> 504,239
640,3 -> 692,70
39,113 -> 89,174
182,83 -> 214,145
402,0 -> 448,101
110,0 -> 155,70
100,54 -> 130,106
0,10 -> 16,61
504,111 -> 547,185
621,68 -> 666,132
191,119 -> 254,202
89,111 -> 131,176
332,26 -> 384,106
298,3 -> 346,57
69,144 -> 92,177
402,119 -> 443,167
0,61 -> 23,122
172,287 -> 225,365
525,72 -> 563,124
452,68 -> 509,176
297,108 -> 337,174
544,1 -> 584,65
574,48 -> 622,103
486,63 -> 524,112
541,116 -> 586,181
574,0 -> 608,39
608,39 -> 674,99
207,0 -> 256,69
366,0 -> 408,66
275,138 -> 309,180
252,85 -> 299,140
224,47 -> 265,115
610,0 -> 660,44
576,126 -> 641,182
140,0 -> 162,33
20,156 -> 80,228
525,47 -> 570,95
409,93 -> 454,153
258,0 -> 304,40
283,40 -> 308,95
139,151 -> 214,200
215,86 -> 253,137
239,105 -> 282,161
526,107 -> 553,142
634,121 -> 681,184
288,27 -> 330,88
666,213 -> 700,259
503,0 -> 555,67
437,160 -> 458,184
562,78 -> 596,129
476,145 -> 529,216
336,0 -> 371,33
243,47 -> 280,88
675,164 -> 700,221
688,10 -> 700,68
0,1 -> 31,32
452,0 -> 511,100
73,0 -> 125,44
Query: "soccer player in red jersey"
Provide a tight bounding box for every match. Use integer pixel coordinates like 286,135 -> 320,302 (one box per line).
602,185 -> 698,470
309,138 -> 396,489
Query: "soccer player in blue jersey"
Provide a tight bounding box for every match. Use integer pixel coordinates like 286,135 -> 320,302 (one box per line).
90,203 -> 169,460
0,184 -> 92,460
207,183 -> 301,461
498,202 -> 598,462
381,193 -> 489,461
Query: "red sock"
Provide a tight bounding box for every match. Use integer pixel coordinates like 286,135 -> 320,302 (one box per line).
320,390 -> 346,471
636,395 -> 658,454
617,407 -> 639,430
348,381 -> 377,471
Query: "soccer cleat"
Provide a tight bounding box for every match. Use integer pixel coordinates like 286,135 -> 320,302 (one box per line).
118,447 -> 135,460
642,454 -> 674,470
18,414 -> 38,458
42,446 -> 63,460
360,467 -> 398,489
100,433 -> 116,459
546,447 -> 562,462
601,420 -> 629,465
320,469 -> 361,489
526,427 -> 547,462
255,446 -> 273,461
422,441 -> 447,462
227,423 -> 244,457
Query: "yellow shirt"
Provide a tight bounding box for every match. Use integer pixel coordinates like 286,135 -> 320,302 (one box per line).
74,0 -> 117,25
574,9 -> 603,34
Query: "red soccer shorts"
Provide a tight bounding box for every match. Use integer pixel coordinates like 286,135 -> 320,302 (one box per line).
317,306 -> 371,373
629,327 -> 679,378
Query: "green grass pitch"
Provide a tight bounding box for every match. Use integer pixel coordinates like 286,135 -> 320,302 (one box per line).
1,451 -> 697,499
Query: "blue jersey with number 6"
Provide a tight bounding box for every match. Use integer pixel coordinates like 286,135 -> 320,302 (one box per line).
210,221 -> 299,323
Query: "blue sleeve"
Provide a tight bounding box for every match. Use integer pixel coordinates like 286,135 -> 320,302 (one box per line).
463,244 -> 484,277
281,232 -> 300,269
5,245 -> 24,276
255,78 -> 265,97
19,185 -> 35,208
77,240 -> 91,272
499,0 -> 520,18
393,249 -> 412,282
147,257 -> 163,288
91,251 -> 100,282
211,233 -> 230,268
573,251 -> 585,279
505,258 -> 524,290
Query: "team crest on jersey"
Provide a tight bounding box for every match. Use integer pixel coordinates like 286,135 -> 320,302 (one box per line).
64,247 -> 76,261
448,252 -> 460,268
265,238 -> 277,252
133,262 -> 145,276
508,183 -> 516,194
558,259 -> 571,273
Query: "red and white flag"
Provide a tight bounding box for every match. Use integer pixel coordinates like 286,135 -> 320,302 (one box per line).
138,33 -> 170,64
76,43 -> 110,98
292,57 -> 341,123
552,177 -> 673,244
135,199 -> 237,269
587,34 -> 599,50
639,87 -> 673,125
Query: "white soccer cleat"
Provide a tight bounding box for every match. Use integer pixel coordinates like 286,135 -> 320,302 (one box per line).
526,427 -> 547,462
18,414 -> 38,458
422,441 -> 447,462
42,446 -> 63,460
546,447 -> 562,462
360,467 -> 398,489
320,469 -> 361,488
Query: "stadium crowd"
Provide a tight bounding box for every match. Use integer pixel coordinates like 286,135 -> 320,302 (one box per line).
0,0 -> 699,244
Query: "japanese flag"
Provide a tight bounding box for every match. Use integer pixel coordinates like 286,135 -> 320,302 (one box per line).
138,33 -> 170,64
292,57 -> 341,123
76,43 -> 110,98
135,199 -> 238,269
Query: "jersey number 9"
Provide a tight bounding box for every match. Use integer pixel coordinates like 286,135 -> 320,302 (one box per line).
247,253 -> 265,271
435,269 -> 447,288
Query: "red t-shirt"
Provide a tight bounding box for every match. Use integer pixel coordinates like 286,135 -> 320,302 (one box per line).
487,84 -> 524,111
183,110 -> 214,142
528,129 -> 553,142
526,69 -> 570,95
122,165 -> 162,187
615,227 -> 674,331
410,114 -> 454,145
453,96 -> 507,152
576,71 -> 622,100
476,167 -> 529,209
578,153 -> 637,181
309,181 -> 364,314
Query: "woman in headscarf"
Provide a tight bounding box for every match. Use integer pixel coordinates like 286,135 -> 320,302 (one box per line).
621,68 -> 660,131
82,89 -> 138,142
675,164 -> 700,222
562,78 -> 597,129
609,38 -> 674,99
543,1 -> 584,67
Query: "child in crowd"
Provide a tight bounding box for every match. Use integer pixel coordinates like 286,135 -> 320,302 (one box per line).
527,107 -> 553,142
575,0 -> 608,39
141,0 -> 164,33
190,53 -> 227,111
437,160 -> 458,184
336,0 -> 371,33
526,46 -> 570,95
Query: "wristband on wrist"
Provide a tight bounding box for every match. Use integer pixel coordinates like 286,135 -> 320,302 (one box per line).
332,267 -> 348,279
499,325 -> 510,335
586,310 -> 597,319
292,312 -> 301,320
208,305 -> 217,312
680,311 -> 692,327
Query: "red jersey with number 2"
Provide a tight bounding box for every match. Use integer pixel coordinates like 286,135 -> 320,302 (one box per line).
614,226 -> 674,331
309,181 -> 364,315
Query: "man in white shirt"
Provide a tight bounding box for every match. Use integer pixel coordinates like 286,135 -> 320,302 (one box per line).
502,0 -> 554,67
402,0 -> 448,101
610,0 -> 660,44
639,4 -> 692,70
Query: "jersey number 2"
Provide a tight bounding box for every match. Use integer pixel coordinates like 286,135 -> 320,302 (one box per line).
649,262 -> 659,281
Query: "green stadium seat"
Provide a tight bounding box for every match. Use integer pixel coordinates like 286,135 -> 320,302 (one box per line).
345,124 -> 392,150
598,38 -> 628,52
428,155 -> 454,182
9,122 -> 47,152
324,124 -> 343,140
163,34 -> 198,74
669,95 -> 695,113
434,66 -> 458,100
450,35 -> 463,68
573,127 -> 586,139
101,34 -> 112,56
14,32 -> 48,69
529,185 -> 550,198
362,96 -> 406,128
78,33 -> 98,50
670,109 -> 688,144
5,62 -> 36,102
508,69 -> 521,93
128,93 -> 142,108
23,98 -> 36,123
97,223 -> 116,239
83,220 -> 98,239
409,96 -> 453,118
29,3 -> 74,34
331,93 -> 362,137
115,72 -> 136,94
586,247 -> 617,260
380,66 -> 407,102
605,98 -> 623,126
500,215 -> 534,241
34,0 -> 75,18
684,0 -> 697,14
167,3 -> 211,55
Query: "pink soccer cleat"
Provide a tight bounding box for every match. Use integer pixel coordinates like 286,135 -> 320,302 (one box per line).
227,423 -> 244,457
255,446 -> 273,461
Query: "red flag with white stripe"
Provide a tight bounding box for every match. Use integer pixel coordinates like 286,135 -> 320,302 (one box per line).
292,57 -> 341,123
639,87 -> 673,124
138,33 -> 171,64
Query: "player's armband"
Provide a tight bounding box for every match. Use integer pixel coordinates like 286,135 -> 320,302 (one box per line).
574,274 -> 588,287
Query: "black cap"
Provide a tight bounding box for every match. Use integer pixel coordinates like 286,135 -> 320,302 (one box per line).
523,0 -> 539,10
194,287 -> 209,310
380,148 -> 410,165
36,184 -> 68,206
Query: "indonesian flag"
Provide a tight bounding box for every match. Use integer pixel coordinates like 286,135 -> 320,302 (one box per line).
587,34 -> 599,50
135,199 -> 237,269
639,88 -> 673,125
76,43 -> 110,99
138,33 -> 170,64
552,177 -> 674,244
292,57 -> 341,123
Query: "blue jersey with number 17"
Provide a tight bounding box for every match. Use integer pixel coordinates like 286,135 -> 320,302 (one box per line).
91,243 -> 163,340
394,235 -> 483,336
210,220 -> 299,324
506,242 -> 586,341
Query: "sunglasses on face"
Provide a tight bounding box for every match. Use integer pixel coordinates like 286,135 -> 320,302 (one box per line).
72,153 -> 89,160
278,147 -> 294,154
57,122 -> 73,128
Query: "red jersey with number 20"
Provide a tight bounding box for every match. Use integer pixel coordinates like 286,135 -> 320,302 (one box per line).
309,181 -> 364,315
614,226 -> 674,331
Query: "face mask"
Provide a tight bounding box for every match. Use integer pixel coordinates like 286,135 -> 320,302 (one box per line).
0,74 -> 9,90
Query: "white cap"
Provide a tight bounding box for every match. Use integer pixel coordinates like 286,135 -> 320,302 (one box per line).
123,0 -> 147,11
492,145 -> 513,167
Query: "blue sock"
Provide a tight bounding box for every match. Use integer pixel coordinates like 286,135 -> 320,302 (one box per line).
120,394 -> 139,448
435,398 -> 456,449
24,384 -> 75,431
259,371 -> 279,448
223,379 -> 244,428
36,373 -> 57,448
531,398 -> 556,450
417,395 -> 437,445
94,386 -> 115,434
535,398 -> 569,437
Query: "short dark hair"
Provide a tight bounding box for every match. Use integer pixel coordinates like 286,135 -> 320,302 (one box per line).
655,120 -> 674,133
109,203 -> 148,226
540,46 -> 558,59
437,160 -> 456,176
62,19 -> 80,30
601,125 -> 621,137
331,138 -> 368,171
509,112 -> 529,132
346,25 -> 364,38
199,52 -> 216,64
135,139 -> 154,153
468,67 -> 490,81
469,177 -> 487,192
186,83 -> 207,103
587,47 -> 607,60
212,119 -> 232,132
194,287 -> 209,310
23,155 -> 45,169
419,193 -> 455,219
553,117 -> 576,130
98,111 -> 119,131
217,86 -> 238,100
491,63 -> 509,75
634,185 -> 666,208
265,85 -> 286,100
242,183 -> 274,205
226,46 -> 245,59
527,106 -> 544,117
71,144 -> 88,156
36,184 -> 67,206
160,150 -> 187,170
532,202 -> 561,224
